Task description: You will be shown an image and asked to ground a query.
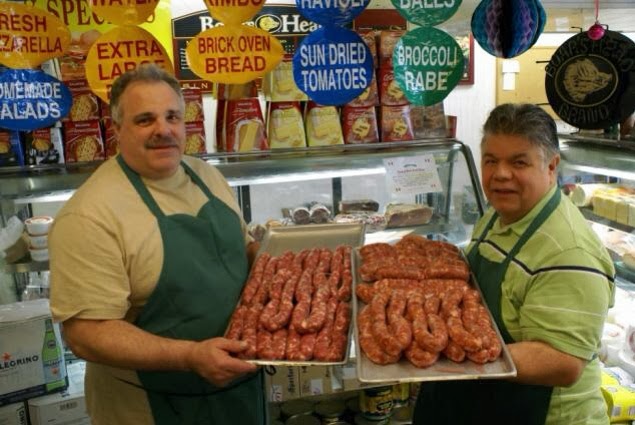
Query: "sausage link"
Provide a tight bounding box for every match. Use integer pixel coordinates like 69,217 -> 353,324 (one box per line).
328,246 -> 343,297
241,304 -> 263,359
297,276 -> 331,334
407,293 -> 447,353
467,349 -> 490,364
299,333 -> 317,360
336,246 -> 353,301
313,297 -> 339,361
267,266 -> 302,331
271,329 -> 288,360
423,293 -> 441,315
285,326 -> 302,360
257,328 -> 275,359
443,339 -> 466,363
226,305 -> 246,341
355,283 -> 375,304
241,253 -> 271,306
254,257 -> 279,305
358,305 -> 400,365
424,263 -> 470,281
404,341 -> 439,368
387,292 -> 412,353
371,290 -> 410,357
446,315 -> 482,352
374,266 -> 427,281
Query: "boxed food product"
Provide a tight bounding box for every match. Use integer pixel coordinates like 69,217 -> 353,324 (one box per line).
379,30 -> 405,68
28,389 -> 88,425
184,122 -> 206,155
305,102 -> 343,147
268,102 -> 306,149
63,120 -> 105,163
341,106 -> 379,144
601,384 -> 635,423
298,365 -> 333,397
0,299 -> 67,406
380,105 -> 413,142
63,80 -> 100,123
347,75 -> 379,108
379,66 -> 407,106
410,104 -> 446,139
263,61 -> 307,102
0,130 -> 25,167
182,87 -> 204,122
223,99 -> 268,153
25,127 -> 65,165
264,366 -> 300,402
0,402 -> 27,425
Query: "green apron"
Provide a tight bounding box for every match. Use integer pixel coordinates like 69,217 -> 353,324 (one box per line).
117,156 -> 265,425
413,188 -> 561,425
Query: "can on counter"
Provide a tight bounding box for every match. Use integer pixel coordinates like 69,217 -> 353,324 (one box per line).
391,404 -> 413,425
408,382 -> 421,406
281,399 -> 314,420
392,383 -> 410,407
285,413 -> 321,425
359,386 -> 393,420
315,399 -> 346,424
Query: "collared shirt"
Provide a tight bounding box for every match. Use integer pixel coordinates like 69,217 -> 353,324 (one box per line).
468,185 -> 615,425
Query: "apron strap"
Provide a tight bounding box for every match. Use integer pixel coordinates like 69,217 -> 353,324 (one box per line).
180,160 -> 217,201
466,212 -> 499,259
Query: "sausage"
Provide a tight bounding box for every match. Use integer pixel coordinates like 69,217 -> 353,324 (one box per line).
423,293 -> 441,315
336,246 -> 353,301
285,326 -> 302,360
443,339 -> 466,363
331,301 -> 351,360
446,315 -> 482,353
358,305 -> 400,365
374,266 -> 427,281
240,253 -> 271,306
424,263 -> 470,281
254,256 -> 279,305
297,275 -> 331,334
257,327 -> 274,359
241,304 -> 263,359
387,292 -> 413,353
313,297 -> 338,361
407,293 -> 447,353
226,305 -> 246,341
299,332 -> 317,360
271,329 -> 288,360
404,341 -> 439,368
267,266 -> 301,331
371,290 -> 411,357
355,283 -> 375,304
360,243 -> 396,260
328,246 -> 343,297
462,305 -> 502,362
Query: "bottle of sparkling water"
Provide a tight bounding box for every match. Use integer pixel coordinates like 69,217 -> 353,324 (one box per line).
42,318 -> 64,391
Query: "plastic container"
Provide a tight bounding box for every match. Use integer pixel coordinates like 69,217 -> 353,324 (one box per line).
24,216 -> 53,236
29,233 -> 48,249
29,247 -> 49,262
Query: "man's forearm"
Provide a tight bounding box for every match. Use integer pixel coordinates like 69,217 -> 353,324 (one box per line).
507,340 -> 586,387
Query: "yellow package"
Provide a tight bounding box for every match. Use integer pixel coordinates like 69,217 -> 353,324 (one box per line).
601,384 -> 635,423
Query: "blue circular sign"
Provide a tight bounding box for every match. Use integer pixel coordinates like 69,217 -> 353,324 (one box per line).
0,69 -> 72,132
295,0 -> 370,27
293,26 -> 373,106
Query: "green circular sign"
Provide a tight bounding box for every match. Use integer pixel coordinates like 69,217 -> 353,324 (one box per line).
392,27 -> 464,106
391,0 -> 462,27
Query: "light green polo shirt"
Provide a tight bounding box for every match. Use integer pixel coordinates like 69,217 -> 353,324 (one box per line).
468,185 -> 615,425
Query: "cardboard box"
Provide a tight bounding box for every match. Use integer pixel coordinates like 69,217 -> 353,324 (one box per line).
0,402 -> 27,425
28,387 -> 89,425
264,366 -> 300,402
0,299 -> 67,406
298,365 -> 334,397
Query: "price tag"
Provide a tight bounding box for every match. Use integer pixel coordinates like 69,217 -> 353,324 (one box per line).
89,0 -> 160,26
0,2 -> 71,69
392,27 -> 464,106
186,25 -> 283,84
293,26 -> 373,106
0,69 -> 72,132
383,155 -> 442,195
85,25 -> 172,103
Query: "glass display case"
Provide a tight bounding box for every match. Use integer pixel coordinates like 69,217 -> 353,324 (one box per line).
559,134 -> 635,287
0,139 -> 485,303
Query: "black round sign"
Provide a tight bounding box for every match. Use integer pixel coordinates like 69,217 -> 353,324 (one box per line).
545,30 -> 635,130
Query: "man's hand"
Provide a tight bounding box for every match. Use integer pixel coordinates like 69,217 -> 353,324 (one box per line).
187,337 -> 258,387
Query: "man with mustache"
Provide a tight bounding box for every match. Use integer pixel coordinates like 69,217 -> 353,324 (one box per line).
413,103 -> 614,425
48,64 -> 265,425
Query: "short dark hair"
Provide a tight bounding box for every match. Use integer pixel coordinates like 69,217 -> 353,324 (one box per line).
482,103 -> 559,162
109,64 -> 183,125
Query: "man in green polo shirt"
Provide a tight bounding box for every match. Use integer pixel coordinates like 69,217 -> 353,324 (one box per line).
413,103 -> 615,425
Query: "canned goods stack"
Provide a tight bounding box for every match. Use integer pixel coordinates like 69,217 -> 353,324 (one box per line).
359,386 -> 394,421
315,399 -> 347,424
280,399 -> 317,425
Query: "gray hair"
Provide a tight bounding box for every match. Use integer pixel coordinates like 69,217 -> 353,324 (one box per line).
482,103 -> 559,163
109,64 -> 184,126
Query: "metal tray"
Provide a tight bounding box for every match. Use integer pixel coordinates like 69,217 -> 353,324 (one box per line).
241,223 -> 365,366
353,250 -> 517,383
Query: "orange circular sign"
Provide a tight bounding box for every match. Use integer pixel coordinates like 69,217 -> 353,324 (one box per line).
85,26 -> 173,103
0,2 -> 71,69
186,25 -> 283,84
88,0 -> 160,26
203,0 -> 265,26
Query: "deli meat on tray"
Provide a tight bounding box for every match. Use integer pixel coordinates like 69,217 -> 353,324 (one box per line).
225,224 -> 364,365
355,234 -> 517,383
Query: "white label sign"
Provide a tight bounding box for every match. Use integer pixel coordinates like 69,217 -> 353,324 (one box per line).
383,154 -> 442,195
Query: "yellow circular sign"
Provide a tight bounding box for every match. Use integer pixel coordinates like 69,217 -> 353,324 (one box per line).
203,0 -> 265,26
85,26 -> 173,103
0,2 -> 71,69
186,25 -> 283,85
88,0 -> 160,26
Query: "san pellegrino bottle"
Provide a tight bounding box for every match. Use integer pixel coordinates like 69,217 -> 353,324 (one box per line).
42,318 -> 64,391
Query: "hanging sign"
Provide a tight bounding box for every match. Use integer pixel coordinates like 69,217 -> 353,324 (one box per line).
88,0 -> 160,26
384,155 -> 442,195
85,26 -> 173,103
392,27 -> 464,106
203,0 -> 266,26
545,30 -> 635,130
186,25 -> 283,84
295,0 -> 370,28
391,0 -> 461,27
293,26 -> 372,106
0,69 -> 72,132
0,2 -> 71,69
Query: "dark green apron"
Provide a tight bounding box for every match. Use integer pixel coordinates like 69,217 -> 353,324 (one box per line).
414,188 -> 561,425
117,156 -> 265,425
